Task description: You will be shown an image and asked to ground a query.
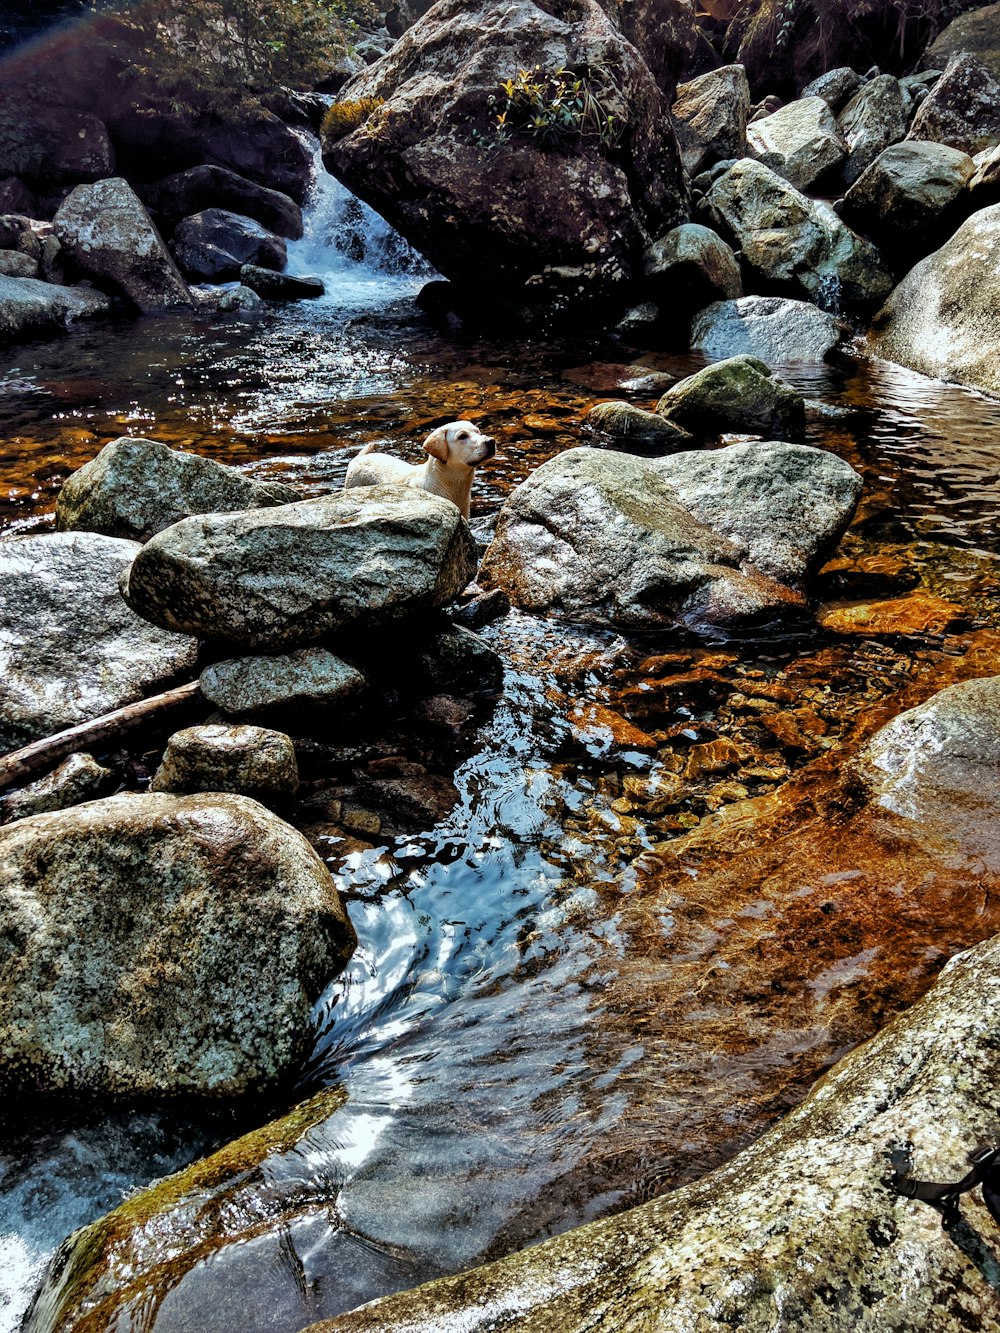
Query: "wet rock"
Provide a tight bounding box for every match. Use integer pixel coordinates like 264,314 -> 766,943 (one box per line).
800,66 -> 864,112
655,355 -> 806,439
699,159 -> 893,311
140,164 -> 304,240
0,792 -> 355,1098
0,247 -> 36,278
479,446 -> 810,632
0,532 -> 198,752
746,96 -> 848,190
838,74 -> 909,185
53,178 -> 193,312
151,723 -> 300,803
414,626 -> 504,696
0,104 -> 114,184
587,400 -> 695,447
239,263 -> 324,301
171,208 -> 287,283
450,587 -> 510,631
869,202 -> 1000,395
690,295 -> 849,363
923,3 -> 1000,83
55,435 -> 300,542
200,648 -> 367,716
0,753 -> 115,823
842,141 -> 975,251
671,64 -> 751,176
122,487 -> 480,651
613,301 -> 660,341
641,222 -> 742,313
818,593 -> 966,638
218,283 -> 265,312
322,0 -> 688,321
907,52 -> 1000,157
0,273 -> 110,340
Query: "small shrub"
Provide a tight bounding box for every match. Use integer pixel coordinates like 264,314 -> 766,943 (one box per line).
485,65 -> 625,152
322,96 -> 386,142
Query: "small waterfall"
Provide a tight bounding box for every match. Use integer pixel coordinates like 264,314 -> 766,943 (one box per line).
286,136 -> 437,309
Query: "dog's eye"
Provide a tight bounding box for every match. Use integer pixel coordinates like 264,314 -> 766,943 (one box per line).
458,432 -> 469,440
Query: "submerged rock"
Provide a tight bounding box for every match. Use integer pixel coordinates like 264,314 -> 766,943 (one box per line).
56,436 -> 299,542
0,532 -> 198,752
122,487 -> 479,651
52,177 -> 193,312
200,647 -> 367,716
587,399 -> 694,446
907,52 -> 1000,157
151,723 -> 300,803
655,355 -> 806,439
0,753 -> 115,822
0,792 -> 355,1098
671,64 -> 751,176
746,95 -> 847,190
869,202 -> 1000,395
690,295 -> 849,362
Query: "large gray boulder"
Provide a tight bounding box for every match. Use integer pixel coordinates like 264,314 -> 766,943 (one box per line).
869,203 -> 1000,396
842,140 -> 975,247
0,273 -> 109,340
55,435 -> 300,542
671,64 -> 752,176
170,208 -> 287,283
699,158 -> 892,310
746,95 -> 847,190
923,2 -> 1000,82
642,222 -> 742,312
140,164 -> 304,239
122,487 -> 480,651
690,295 -> 849,362
53,177 -> 193,312
655,355 -> 806,438
838,74 -> 909,185
322,0 -> 689,321
907,52 -> 1000,157
0,532 -> 198,752
0,792 -> 355,1098
480,443 -> 860,631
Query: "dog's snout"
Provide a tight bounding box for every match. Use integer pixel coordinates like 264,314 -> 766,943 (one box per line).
481,436 -> 497,458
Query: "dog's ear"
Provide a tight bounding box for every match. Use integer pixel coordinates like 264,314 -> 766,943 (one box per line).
424,427 -> 449,462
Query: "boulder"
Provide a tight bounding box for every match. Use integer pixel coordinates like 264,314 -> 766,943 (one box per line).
0,753 -> 115,823
239,263 -> 324,301
655,355 -> 806,438
0,792 -> 355,1098
968,143 -> 1000,208
55,435 -> 300,542
586,400 -> 694,446
842,140 -> 974,254
597,0 -> 696,90
799,66 -> 863,111
218,283 -> 266,312
671,64 -> 751,176
923,2 -> 1000,83
746,95 -> 848,190
122,487 -> 480,651
194,110 -> 313,205
868,202 -> 1000,395
171,208 -> 287,283
150,723 -> 300,803
0,532 -> 199,752
699,158 -> 893,311
479,444 -> 859,631
690,295 -> 849,362
410,625 -> 504,697
838,74 -> 909,184
641,222 -> 742,312
0,247 -> 36,278
322,0 -> 688,321
907,52 -> 1000,157
200,648 -> 367,716
0,176 -> 38,215
53,177 -> 193,312
139,164 -> 303,240
0,273 -> 109,340
0,104 -> 114,184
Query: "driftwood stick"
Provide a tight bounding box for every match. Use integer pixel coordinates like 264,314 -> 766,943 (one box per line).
0,681 -> 206,795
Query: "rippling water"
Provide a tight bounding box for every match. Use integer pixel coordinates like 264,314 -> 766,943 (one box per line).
2,164 -> 1000,1331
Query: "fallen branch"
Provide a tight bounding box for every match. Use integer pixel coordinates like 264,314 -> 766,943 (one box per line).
0,681 -> 206,796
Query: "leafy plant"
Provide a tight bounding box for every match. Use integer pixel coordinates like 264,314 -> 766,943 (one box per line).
321,95 -> 386,141
485,65 -> 625,152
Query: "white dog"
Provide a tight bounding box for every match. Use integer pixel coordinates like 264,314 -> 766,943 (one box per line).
343,421 -> 496,519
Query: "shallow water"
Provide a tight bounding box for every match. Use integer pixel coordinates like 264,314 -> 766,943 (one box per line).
2,166 -> 1000,1331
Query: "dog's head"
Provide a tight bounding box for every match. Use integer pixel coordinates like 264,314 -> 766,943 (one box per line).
423,421 -> 496,468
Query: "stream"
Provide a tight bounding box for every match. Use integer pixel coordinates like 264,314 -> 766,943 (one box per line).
1,152 -> 1000,1332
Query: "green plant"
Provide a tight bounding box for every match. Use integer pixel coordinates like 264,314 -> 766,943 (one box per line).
321,95 -> 386,142
486,65 -> 625,152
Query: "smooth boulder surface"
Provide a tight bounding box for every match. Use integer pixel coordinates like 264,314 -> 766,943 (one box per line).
0,792 -> 355,1097
838,74 -> 909,185
55,435 -> 300,542
171,208 -> 287,283
869,202 -> 1000,395
700,158 -> 892,310
671,64 -> 751,176
0,532 -> 198,752
655,355 -> 806,439
746,95 -> 847,190
842,140 -> 975,246
53,177 -> 192,312
200,647 -> 367,715
0,273 -> 109,339
123,487 -> 480,650
690,295 -> 849,362
907,52 -> 1000,157
642,222 -> 742,312
479,448 -> 798,632
151,723 -> 300,803
923,2 -> 1000,82
0,753 -> 115,823
587,400 -> 694,446
140,164 -> 304,239
322,0 -> 688,319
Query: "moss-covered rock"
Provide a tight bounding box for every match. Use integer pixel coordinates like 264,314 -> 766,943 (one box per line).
655,354 -> 806,439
